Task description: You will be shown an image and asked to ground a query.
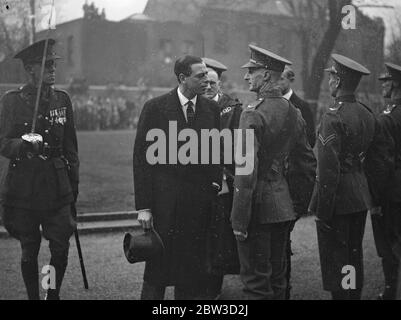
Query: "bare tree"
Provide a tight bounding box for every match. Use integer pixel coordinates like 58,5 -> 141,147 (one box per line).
385,14 -> 401,65
282,0 -> 352,119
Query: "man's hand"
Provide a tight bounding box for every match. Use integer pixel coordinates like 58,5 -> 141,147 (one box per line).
137,209 -> 153,230
21,133 -> 42,157
233,230 -> 248,242
2,207 -> 19,240
212,182 -> 222,194
368,206 -> 382,217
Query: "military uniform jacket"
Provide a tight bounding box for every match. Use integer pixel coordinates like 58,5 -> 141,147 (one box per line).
231,87 -> 315,232
310,95 -> 378,221
0,84 -> 79,210
376,99 -> 401,203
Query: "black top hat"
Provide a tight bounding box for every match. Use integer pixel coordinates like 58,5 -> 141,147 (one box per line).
14,39 -> 61,64
241,44 -> 292,72
203,57 -> 228,78
123,228 -> 165,264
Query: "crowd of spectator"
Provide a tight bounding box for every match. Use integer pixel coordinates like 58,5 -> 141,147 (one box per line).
71,95 -> 139,131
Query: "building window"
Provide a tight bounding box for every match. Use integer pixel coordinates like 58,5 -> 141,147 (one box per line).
67,36 -> 74,66
181,40 -> 195,55
159,39 -> 173,64
214,23 -> 228,53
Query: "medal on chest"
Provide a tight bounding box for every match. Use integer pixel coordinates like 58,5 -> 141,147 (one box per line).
49,107 -> 67,125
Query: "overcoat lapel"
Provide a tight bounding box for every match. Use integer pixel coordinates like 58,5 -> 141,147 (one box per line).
161,88 -> 187,130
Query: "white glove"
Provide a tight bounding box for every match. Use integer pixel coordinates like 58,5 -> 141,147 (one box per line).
137,209 -> 153,230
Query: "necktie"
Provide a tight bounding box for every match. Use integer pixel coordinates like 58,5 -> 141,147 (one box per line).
186,101 -> 195,126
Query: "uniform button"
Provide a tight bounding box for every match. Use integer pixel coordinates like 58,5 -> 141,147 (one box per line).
45,117 -> 49,120
45,130 -> 49,134
12,164 -> 16,167
44,142 -> 49,147
24,123 -> 28,126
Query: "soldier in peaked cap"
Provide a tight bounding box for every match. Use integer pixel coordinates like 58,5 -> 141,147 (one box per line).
230,45 -> 315,299
370,62 -> 401,300
0,39 -> 79,300
202,57 -> 242,299
309,54 -> 390,300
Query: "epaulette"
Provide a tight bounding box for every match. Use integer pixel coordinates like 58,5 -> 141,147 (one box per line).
1,88 -> 22,100
383,104 -> 397,114
328,101 -> 345,112
6,88 -> 22,95
246,97 -> 264,110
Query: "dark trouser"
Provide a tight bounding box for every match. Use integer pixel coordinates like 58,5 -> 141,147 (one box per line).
204,192 -> 240,300
316,211 -> 367,300
5,205 -> 75,300
140,281 -> 209,300
371,202 -> 401,300
236,221 -> 291,300
285,219 -> 297,300
205,274 -> 224,299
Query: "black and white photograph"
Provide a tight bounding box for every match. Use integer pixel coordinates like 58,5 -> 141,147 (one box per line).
0,0 -> 400,303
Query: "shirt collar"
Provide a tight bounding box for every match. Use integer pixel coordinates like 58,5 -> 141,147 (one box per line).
213,94 -> 220,102
177,87 -> 197,109
282,88 -> 293,101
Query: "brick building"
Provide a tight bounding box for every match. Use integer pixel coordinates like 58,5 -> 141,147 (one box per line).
144,0 -> 385,93
0,0 -> 384,93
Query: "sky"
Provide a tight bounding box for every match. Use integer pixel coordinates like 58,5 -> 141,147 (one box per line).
56,0 -> 148,23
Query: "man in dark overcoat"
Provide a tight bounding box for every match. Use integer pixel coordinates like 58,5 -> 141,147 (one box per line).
133,55 -> 222,300
278,66 -> 315,147
0,39 -> 79,300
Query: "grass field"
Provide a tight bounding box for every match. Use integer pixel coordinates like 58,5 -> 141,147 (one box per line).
76,130 -> 136,213
0,130 -> 387,299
